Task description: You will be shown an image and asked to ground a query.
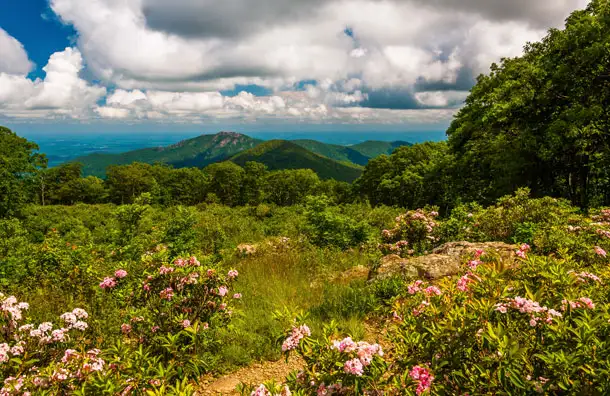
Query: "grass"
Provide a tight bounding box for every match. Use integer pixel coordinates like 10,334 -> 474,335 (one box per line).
215,245 -> 379,371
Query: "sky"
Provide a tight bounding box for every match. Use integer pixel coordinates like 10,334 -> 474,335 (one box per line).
0,0 -> 590,134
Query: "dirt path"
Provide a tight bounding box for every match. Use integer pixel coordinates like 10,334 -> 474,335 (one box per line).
198,355 -> 304,395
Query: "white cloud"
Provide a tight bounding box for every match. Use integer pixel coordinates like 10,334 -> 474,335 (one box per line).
0,28 -> 34,75
0,47 -> 106,119
2,0 -> 591,124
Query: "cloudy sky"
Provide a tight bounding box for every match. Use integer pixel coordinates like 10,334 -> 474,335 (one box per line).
0,0 -> 589,133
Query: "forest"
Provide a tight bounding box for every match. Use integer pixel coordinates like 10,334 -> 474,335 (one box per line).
1,1 -> 610,395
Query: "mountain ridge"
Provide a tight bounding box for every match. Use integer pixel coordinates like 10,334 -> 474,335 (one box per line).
73,131 -> 411,180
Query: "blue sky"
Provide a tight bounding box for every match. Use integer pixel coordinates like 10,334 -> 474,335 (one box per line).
0,0 -> 588,134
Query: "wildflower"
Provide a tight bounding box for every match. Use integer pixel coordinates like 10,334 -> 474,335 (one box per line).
573,271 -> 602,283
181,320 -> 191,328
409,366 -> 434,395
121,324 -> 132,334
423,286 -> 442,297
218,286 -> 229,297
227,269 -> 239,279
344,358 -> 364,376
61,349 -> 78,363
233,293 -> 242,299
73,321 -> 88,331
151,326 -> 160,333
251,384 -> 271,396
174,258 -> 186,267
457,273 -> 475,292
408,280 -> 424,295
594,246 -> 607,257
206,269 -> 215,277
114,269 -> 128,279
413,300 -> 430,316
282,324 -> 311,352
72,308 -> 88,319
159,266 -> 174,275
99,277 -> 117,289
188,256 -> 201,266
159,287 -> 174,300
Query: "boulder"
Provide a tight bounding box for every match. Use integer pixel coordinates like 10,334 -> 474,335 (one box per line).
374,241 -> 518,281
236,243 -> 258,256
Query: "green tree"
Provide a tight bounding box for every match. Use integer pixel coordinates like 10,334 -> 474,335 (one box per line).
264,169 -> 320,206
0,127 -> 46,217
204,162 -> 245,206
240,161 -> 268,205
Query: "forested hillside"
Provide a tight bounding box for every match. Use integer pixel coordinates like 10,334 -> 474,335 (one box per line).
1,2 -> 610,395
75,132 -> 261,178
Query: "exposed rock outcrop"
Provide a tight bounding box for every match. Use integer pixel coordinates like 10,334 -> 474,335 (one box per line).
374,241 -> 518,281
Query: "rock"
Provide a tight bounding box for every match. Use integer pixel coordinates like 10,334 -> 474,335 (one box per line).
236,244 -> 257,256
374,241 -> 518,281
336,265 -> 370,283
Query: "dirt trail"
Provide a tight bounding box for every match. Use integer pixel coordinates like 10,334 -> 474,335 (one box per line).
198,355 -> 304,395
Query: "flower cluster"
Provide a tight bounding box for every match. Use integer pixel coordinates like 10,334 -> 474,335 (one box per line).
569,271 -> 602,284
250,384 -> 292,396
99,268 -> 128,289
407,280 -> 442,297
561,297 -> 595,311
381,209 -> 440,255
331,337 -> 383,376
456,272 -> 478,292
1,294 -> 29,328
467,249 -> 485,269
281,325 -> 311,352
594,246 -> 607,258
409,365 -> 434,395
494,297 -> 562,327
515,243 -> 531,259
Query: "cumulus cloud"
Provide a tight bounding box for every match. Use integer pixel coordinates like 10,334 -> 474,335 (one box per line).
3,0 -> 592,124
0,47 -> 106,118
0,28 -> 34,75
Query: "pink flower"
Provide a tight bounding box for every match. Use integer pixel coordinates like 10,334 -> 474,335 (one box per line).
121,324 -> 132,334
594,246 -> 607,257
99,277 -> 117,289
151,326 -> 160,333
228,269 -> 239,279
181,320 -> 191,328
409,366 -> 434,395
423,286 -> 442,297
189,256 -> 201,266
174,258 -> 186,267
159,287 -> 174,300
233,293 -> 242,299
457,273 -> 475,292
159,266 -> 174,275
114,269 -> 128,279
207,269 -> 215,277
218,286 -> 228,296
579,297 -> 595,309
281,325 -> 311,352
344,358 -> 364,376
251,384 -> 271,396
408,280 -> 424,295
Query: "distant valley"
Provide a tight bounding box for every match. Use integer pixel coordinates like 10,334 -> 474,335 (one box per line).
72,131 -> 412,182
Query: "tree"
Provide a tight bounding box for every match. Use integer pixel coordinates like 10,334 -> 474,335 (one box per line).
241,161 -> 268,205
447,0 -> 610,208
264,169 -> 320,206
106,163 -> 160,204
0,127 -> 46,217
204,162 -> 245,206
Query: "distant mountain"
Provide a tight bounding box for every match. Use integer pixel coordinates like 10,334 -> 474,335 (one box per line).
349,140 -> 412,158
229,140 -> 363,182
73,132 -> 410,181
292,139 -> 371,166
75,132 -> 261,177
